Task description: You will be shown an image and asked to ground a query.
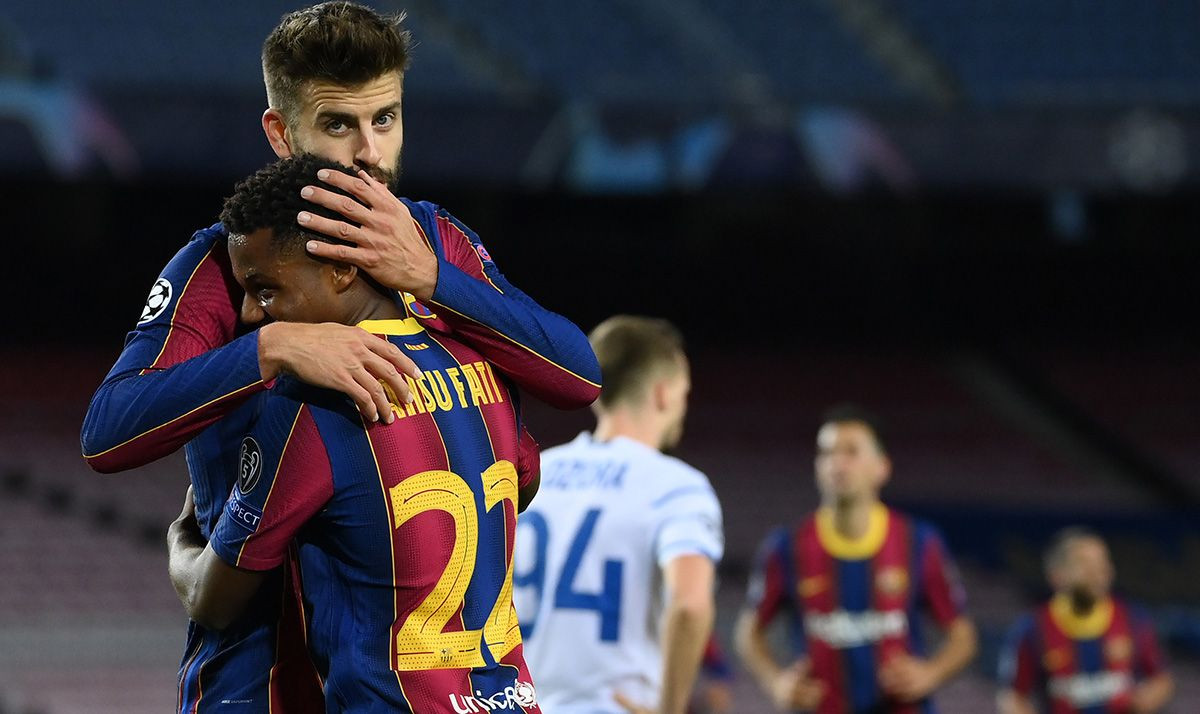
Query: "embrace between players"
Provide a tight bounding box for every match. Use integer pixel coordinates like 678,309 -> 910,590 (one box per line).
82,3 -> 1173,714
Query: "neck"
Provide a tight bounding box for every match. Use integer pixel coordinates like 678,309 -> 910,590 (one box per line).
824,496 -> 879,540
593,409 -> 663,452
344,286 -> 405,325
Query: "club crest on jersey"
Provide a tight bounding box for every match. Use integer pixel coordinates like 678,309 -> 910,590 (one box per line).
798,575 -> 827,598
238,436 -> 262,494
875,567 -> 909,596
1105,635 -> 1133,663
138,277 -> 173,324
1044,647 -> 1072,671
474,242 -> 493,262
402,291 -> 437,319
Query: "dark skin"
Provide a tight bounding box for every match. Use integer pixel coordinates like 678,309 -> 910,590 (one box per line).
169,230 -> 536,629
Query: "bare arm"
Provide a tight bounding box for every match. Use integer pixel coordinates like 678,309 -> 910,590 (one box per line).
996,689 -> 1038,714
1132,672 -> 1174,714
879,616 -> 977,702
166,487 -> 266,630
734,609 -> 824,712
658,554 -> 716,714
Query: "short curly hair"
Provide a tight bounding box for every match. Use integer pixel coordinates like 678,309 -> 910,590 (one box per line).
263,2 -> 412,125
219,153 -> 361,254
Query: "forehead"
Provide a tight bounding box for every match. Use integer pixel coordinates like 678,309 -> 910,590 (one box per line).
817,421 -> 876,449
299,74 -> 403,117
228,228 -> 283,278
1064,536 -> 1108,560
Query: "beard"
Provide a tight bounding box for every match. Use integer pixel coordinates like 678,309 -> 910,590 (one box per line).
1068,586 -> 1099,613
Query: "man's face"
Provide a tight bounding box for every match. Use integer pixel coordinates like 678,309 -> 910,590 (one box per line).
658,358 -> 691,452
228,229 -> 346,325
1051,537 -> 1115,602
283,74 -> 404,183
814,421 -> 890,504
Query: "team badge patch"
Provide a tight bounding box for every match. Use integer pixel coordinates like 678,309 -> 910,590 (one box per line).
475,243 -> 492,262
402,291 -> 437,319
875,567 -> 909,596
798,575 -> 827,598
1044,647 -> 1072,671
1105,635 -> 1133,663
138,278 -> 173,324
238,436 -> 262,494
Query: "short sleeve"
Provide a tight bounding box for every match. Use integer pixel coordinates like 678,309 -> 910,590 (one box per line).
652,476 -> 724,566
209,397 -> 335,571
997,614 -> 1040,695
745,527 -> 793,628
917,524 -> 967,626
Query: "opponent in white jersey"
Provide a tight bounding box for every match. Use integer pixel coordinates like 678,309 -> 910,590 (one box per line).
514,315 -> 724,714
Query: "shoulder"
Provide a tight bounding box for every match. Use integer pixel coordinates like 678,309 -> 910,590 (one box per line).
645,454 -> 718,505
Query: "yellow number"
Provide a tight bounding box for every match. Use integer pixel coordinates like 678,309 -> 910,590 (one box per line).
482,461 -> 522,659
387,461 -> 522,671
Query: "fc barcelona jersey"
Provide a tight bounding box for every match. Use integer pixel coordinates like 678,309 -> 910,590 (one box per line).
999,595 -> 1166,714
210,317 -> 542,713
747,505 -> 966,714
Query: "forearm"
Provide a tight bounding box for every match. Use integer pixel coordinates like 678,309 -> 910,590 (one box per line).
166,516 -> 210,620
996,690 -> 1037,714
926,617 -> 978,686
659,598 -> 715,714
734,611 -> 785,696
82,331 -> 267,472
1132,673 -> 1174,713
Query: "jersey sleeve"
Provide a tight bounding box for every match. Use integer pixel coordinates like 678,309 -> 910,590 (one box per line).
745,527 -> 794,628
516,424 -> 540,490
916,524 -> 967,627
405,201 -> 601,410
80,225 -> 271,473
209,397 -> 334,571
651,475 -> 724,566
1131,608 -> 1167,679
997,614 -> 1040,695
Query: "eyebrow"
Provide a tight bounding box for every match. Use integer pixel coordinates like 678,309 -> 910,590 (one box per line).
314,102 -> 401,125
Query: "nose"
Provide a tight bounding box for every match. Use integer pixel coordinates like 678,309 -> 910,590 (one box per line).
354,131 -> 383,172
240,292 -> 266,325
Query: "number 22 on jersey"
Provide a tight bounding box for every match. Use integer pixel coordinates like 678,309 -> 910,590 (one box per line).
388,461 -> 523,671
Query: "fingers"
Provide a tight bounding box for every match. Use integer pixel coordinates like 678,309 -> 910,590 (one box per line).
350,364 -> 397,425
363,330 -> 422,380
298,210 -> 363,244
316,167 -> 380,207
611,691 -> 647,714
304,237 -> 377,270
301,185 -> 374,227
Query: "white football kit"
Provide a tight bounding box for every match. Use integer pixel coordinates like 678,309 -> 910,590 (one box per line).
514,432 -> 724,713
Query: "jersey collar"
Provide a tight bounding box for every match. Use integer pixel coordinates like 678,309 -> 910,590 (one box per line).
1050,593 -> 1114,640
815,503 -> 889,560
356,318 -> 426,336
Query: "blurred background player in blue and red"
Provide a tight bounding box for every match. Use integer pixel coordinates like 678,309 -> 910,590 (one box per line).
735,406 -> 977,713
168,153 -> 547,713
81,3 -> 599,712
997,528 -> 1174,714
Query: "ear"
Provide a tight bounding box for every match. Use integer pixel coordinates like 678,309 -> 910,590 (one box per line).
262,109 -> 293,159
327,261 -> 358,293
652,379 -> 670,412
875,454 -> 893,489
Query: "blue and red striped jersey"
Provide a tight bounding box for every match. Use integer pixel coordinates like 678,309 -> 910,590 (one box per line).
999,595 -> 1166,714
210,317 -> 543,713
747,505 -> 966,714
81,201 -> 597,712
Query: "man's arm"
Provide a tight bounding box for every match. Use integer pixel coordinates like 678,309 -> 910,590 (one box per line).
300,170 -> 602,409
878,617 -> 977,702
996,614 -> 1041,714
167,486 -> 266,629
1131,673 -> 1174,713
1130,612 -> 1174,713
995,689 -> 1038,714
658,554 -> 716,714
734,610 -> 824,712
82,227 -> 418,472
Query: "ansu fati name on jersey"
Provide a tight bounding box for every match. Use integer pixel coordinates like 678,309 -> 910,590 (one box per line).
383,359 -> 507,417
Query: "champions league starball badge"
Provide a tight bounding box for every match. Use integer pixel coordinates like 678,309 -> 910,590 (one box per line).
238,436 -> 263,494
138,277 -> 173,324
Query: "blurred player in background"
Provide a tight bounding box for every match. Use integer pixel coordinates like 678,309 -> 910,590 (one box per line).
83,3 -> 599,711
997,527 -> 1173,714
735,405 -> 977,713
169,154 -> 544,712
513,316 -> 724,714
